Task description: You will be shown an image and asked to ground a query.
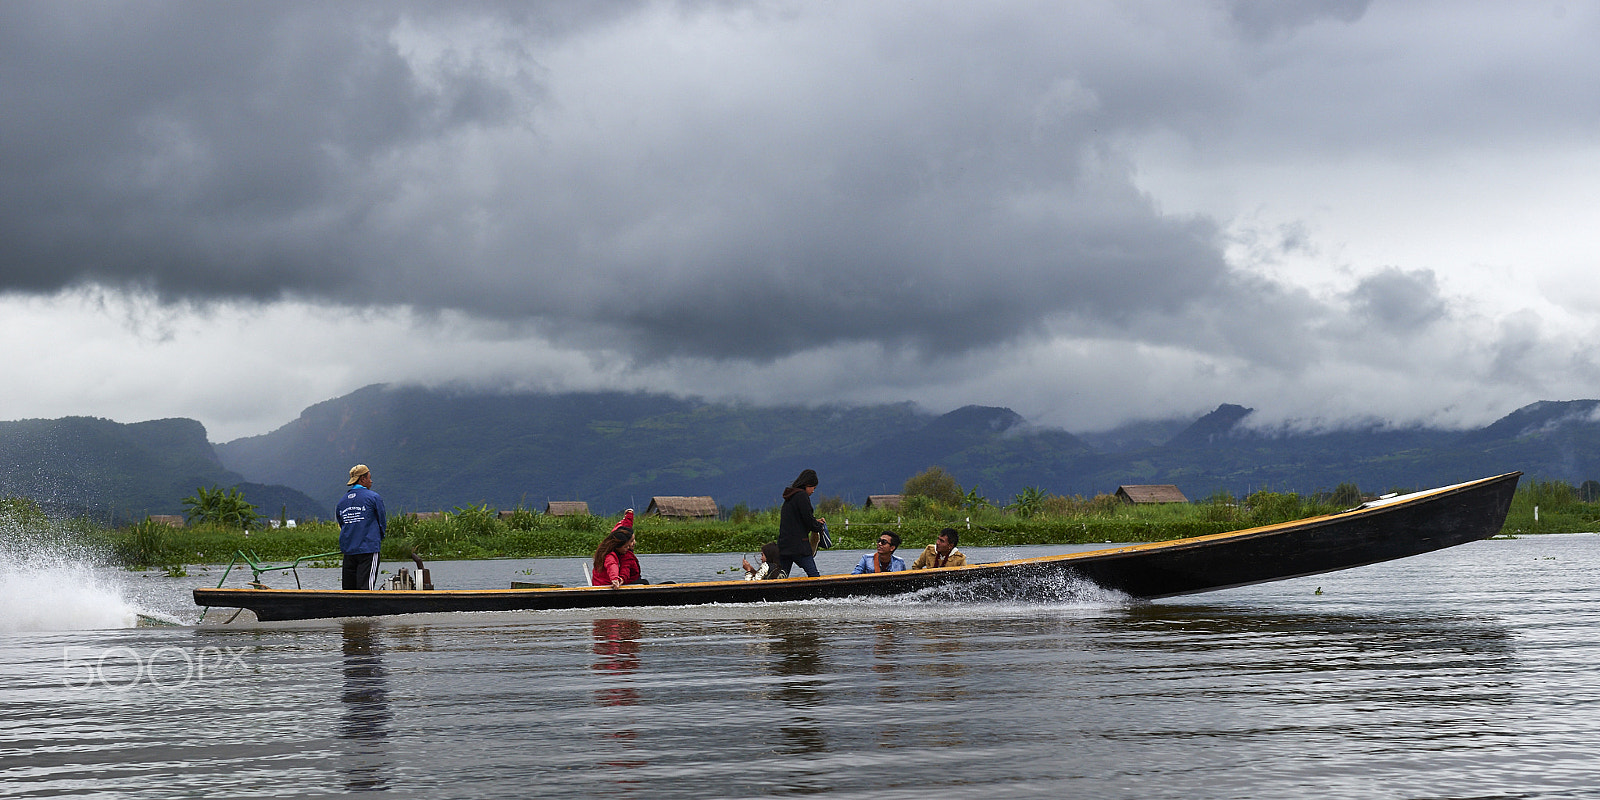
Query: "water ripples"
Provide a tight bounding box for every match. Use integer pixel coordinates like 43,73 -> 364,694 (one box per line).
4,537 -> 1600,798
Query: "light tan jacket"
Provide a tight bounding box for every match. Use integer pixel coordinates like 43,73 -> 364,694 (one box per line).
910,544 -> 966,569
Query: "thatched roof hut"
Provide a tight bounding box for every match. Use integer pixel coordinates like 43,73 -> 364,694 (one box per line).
1115,485 -> 1189,505
545,501 -> 590,517
864,494 -> 903,510
148,514 -> 185,527
645,496 -> 718,519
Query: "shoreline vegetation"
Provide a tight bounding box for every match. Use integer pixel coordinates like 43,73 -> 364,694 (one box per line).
2,478 -> 1592,572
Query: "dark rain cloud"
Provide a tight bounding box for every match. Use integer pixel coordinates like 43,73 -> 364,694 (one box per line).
1225,0 -> 1371,41
0,1 -> 1253,364
10,0 -> 1587,377
1346,267 -> 1448,333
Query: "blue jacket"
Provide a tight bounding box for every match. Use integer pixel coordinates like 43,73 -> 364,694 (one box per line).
852,553 -> 907,574
337,485 -> 387,554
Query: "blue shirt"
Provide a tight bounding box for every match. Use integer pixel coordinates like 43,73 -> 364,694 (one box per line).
337,485 -> 387,554
852,553 -> 907,574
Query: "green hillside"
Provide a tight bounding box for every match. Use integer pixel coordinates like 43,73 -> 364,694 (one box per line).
214,385 -> 1600,515
8,389 -> 1600,524
0,416 -> 322,522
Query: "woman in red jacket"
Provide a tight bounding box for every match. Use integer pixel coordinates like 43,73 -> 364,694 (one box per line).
592,510 -> 645,588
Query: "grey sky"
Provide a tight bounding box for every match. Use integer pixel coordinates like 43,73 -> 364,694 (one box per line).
2,1 -> 1598,440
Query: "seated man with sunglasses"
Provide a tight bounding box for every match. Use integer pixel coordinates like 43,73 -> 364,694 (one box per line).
851,531 -> 908,573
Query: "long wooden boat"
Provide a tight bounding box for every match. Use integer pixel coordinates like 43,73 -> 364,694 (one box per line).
195,472 -> 1521,622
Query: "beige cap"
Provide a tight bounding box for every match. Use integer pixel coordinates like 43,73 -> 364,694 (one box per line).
347,464 -> 370,486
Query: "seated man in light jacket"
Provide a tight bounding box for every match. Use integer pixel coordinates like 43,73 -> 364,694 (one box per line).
911,528 -> 967,569
852,531 -> 908,573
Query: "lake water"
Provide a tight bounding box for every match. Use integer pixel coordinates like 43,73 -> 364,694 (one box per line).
3,536 -> 1599,799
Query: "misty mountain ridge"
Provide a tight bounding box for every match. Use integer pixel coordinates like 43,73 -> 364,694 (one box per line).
6,385 -> 1598,521
0,416 -> 322,522
212,385 -> 1595,514
1461,400 -> 1600,443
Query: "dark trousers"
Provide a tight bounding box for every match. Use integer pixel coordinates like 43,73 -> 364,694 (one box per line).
343,552 -> 381,590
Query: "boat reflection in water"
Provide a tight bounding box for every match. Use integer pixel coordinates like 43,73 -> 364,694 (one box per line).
762,618 -> 829,759
591,618 -> 643,707
339,621 -> 391,793
591,618 -> 648,779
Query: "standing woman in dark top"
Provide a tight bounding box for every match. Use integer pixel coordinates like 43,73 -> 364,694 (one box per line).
777,469 -> 827,577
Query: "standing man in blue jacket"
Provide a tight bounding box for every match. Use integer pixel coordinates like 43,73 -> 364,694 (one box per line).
337,464 -> 387,590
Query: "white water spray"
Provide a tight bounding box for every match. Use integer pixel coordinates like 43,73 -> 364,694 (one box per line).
0,536 -> 146,632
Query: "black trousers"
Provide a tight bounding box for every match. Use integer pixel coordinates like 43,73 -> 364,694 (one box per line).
342,552 -> 381,590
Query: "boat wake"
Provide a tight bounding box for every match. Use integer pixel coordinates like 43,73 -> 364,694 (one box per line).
901,566 -> 1130,605
0,539 -> 156,632
792,566 -> 1129,609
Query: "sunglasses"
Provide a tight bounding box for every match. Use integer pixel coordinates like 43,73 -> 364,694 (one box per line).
877,539 -> 894,546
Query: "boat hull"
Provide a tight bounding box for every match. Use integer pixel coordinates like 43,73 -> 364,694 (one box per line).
195,472 -> 1521,622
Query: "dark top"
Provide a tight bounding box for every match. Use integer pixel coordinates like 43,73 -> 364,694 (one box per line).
777,487 -> 825,558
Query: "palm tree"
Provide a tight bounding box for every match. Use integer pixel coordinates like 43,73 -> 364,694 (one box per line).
181,485 -> 261,530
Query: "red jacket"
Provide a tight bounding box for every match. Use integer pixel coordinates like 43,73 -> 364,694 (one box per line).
593,550 -> 641,586
611,509 -> 635,534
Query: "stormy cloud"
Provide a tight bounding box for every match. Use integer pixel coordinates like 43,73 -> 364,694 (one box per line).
3,1 -> 1599,440
2,1 -> 1237,359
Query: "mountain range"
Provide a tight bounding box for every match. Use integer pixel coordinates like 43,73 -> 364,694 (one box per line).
0,416 -> 322,523
5,385 -> 1598,522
